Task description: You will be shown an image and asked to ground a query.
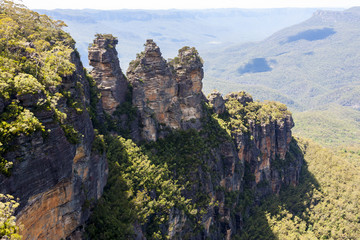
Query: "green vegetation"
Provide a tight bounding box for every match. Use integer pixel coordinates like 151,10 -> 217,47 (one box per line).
0,194 -> 21,240
293,104 -> 360,148
95,33 -> 117,41
0,101 -> 45,175
202,8 -> 360,113
238,138 -> 360,239
200,8 -> 360,149
0,0 -> 82,174
13,73 -> 44,95
143,129 -> 211,182
218,92 -> 291,136
87,136 -> 197,239
86,100 -> 238,239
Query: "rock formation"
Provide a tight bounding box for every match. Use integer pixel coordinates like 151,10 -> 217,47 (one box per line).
170,46 -> 205,129
0,28 -> 302,239
208,90 -> 226,115
127,40 -> 205,141
222,92 -> 301,196
88,34 -> 128,114
0,50 -> 108,239
123,41 -> 301,239
127,39 -> 180,141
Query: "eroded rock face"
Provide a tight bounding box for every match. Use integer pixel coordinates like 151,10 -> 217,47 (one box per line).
222,92 -> 301,197
127,40 -> 205,141
127,39 -> 180,141
171,46 -> 205,129
89,35 -> 128,114
208,90 -> 225,115
0,50 -> 108,240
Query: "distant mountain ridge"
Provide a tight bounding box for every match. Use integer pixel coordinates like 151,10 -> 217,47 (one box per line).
203,7 -> 360,112
37,8 -> 318,68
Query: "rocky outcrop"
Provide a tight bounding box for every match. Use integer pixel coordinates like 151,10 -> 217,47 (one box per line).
127,39 -> 180,141
88,34 -> 127,114
125,41 -> 301,239
127,40 -> 205,141
0,50 -> 108,240
170,46 -> 205,129
0,32 -> 302,240
208,90 -> 225,115
222,92 -> 301,197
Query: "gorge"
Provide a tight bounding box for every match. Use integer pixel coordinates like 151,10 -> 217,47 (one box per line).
0,2 -> 304,239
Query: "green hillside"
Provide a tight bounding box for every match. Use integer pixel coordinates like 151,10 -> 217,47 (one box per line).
202,8 -> 360,147
293,104 -> 360,148
238,138 -> 360,240
203,8 -> 360,112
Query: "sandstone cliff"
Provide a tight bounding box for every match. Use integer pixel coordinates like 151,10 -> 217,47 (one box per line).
88,34 -> 128,114
127,40 -> 205,141
220,91 -> 301,197
87,39 -> 302,239
0,4 -> 108,238
0,6 -> 302,238
2,51 -> 108,240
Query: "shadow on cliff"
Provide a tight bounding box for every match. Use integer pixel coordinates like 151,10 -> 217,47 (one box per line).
238,138 -> 321,239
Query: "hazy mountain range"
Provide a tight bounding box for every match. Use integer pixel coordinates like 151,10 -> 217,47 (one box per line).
37,8 -> 318,68
202,7 -> 360,112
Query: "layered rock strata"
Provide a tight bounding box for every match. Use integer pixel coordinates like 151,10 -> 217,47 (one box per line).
88,35 -> 128,114
123,41 -> 301,239
0,50 -> 108,240
127,40 -> 205,141
222,92 -> 301,197
208,90 -> 226,115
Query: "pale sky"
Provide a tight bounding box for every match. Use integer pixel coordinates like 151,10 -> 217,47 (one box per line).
19,0 -> 360,10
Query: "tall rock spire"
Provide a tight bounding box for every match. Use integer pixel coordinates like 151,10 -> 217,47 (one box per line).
88,34 -> 127,114
127,40 -> 206,141
170,46 -> 205,128
127,39 -> 181,141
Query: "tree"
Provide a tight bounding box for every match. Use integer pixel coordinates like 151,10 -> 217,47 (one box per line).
0,194 -> 21,239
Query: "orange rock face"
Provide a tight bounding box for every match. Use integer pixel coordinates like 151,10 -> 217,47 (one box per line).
127,40 -> 205,141
89,35 -> 128,114
17,180 -> 76,240
0,46 -> 108,240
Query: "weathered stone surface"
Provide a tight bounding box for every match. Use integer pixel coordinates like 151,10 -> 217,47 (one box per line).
165,139 -> 244,240
208,90 -> 225,115
16,92 -> 43,108
224,92 -> 301,197
171,46 -> 205,129
127,40 -> 205,141
0,49 -> 108,240
125,42 -> 301,238
89,35 -> 127,114
127,39 -> 180,141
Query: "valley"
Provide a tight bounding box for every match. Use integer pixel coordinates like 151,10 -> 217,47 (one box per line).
0,1 -> 360,239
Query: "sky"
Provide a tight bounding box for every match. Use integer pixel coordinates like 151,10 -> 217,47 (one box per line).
19,0 -> 360,10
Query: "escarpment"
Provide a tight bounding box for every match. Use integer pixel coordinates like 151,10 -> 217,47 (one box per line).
218,91 -> 301,197
88,38 -> 303,239
0,4 -> 107,239
0,49 -> 108,239
0,4 -> 303,239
